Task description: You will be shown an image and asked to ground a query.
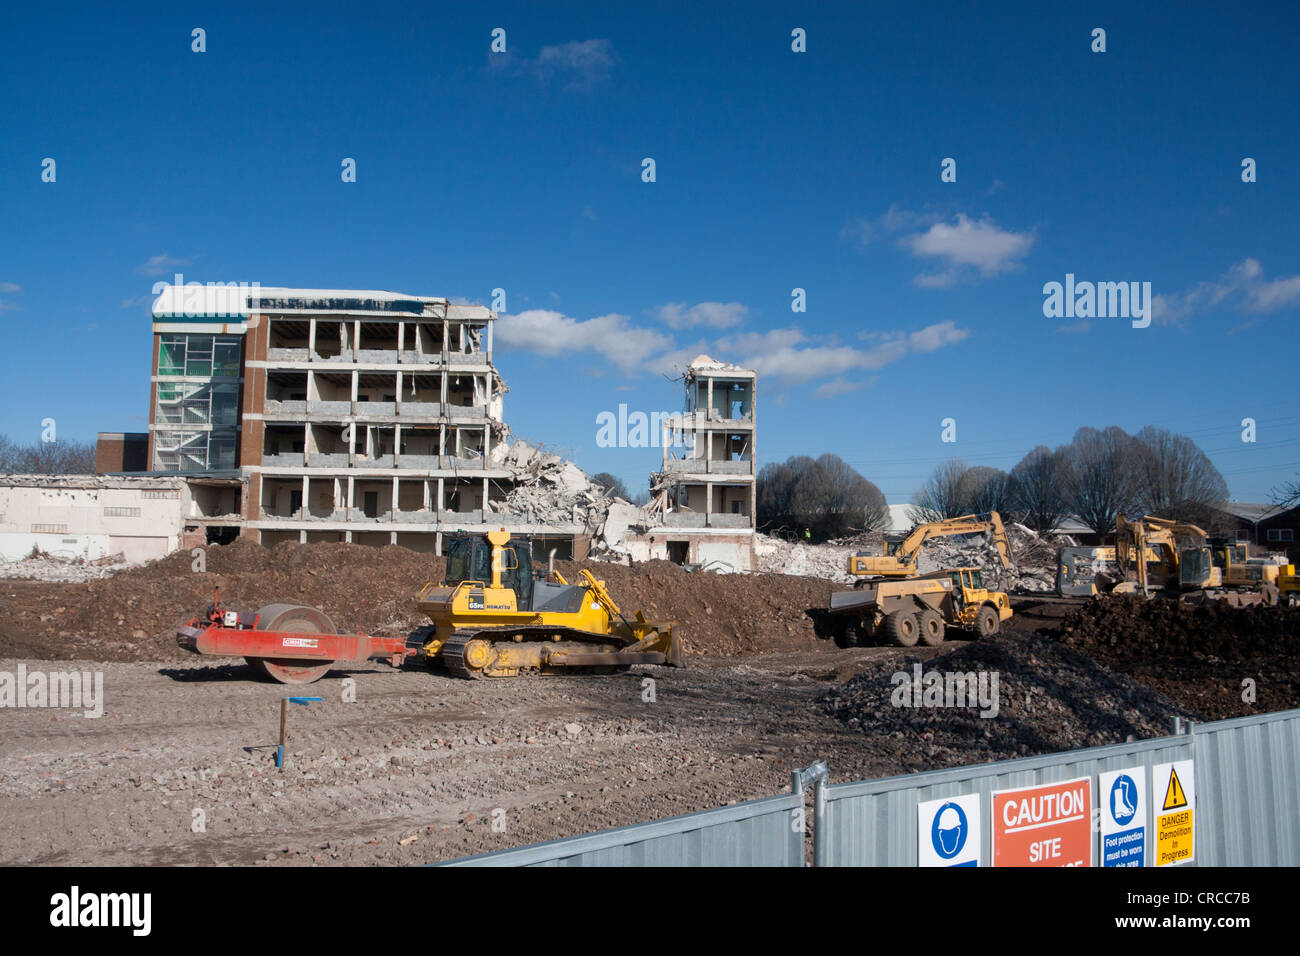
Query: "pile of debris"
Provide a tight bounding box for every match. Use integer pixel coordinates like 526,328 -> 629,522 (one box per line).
820,633 -> 1197,767
753,534 -> 858,583
0,552 -> 125,584
487,439 -> 618,532
915,522 -> 1067,593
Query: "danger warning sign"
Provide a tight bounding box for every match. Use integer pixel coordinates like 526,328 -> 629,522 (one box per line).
992,777 -> 1093,867
1153,760 -> 1195,866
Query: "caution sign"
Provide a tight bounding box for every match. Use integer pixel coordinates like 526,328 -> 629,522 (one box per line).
992,777 -> 1093,867
1152,760 -> 1195,866
1099,768 -> 1147,867
917,793 -> 981,867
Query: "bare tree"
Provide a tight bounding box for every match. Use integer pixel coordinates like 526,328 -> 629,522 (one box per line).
757,453 -> 888,540
1059,426 -> 1144,537
1131,426 -> 1228,524
1007,445 -> 1068,533
1273,475 -> 1300,511
956,465 -> 1011,516
909,458 -> 969,523
0,434 -> 98,475
591,471 -> 631,501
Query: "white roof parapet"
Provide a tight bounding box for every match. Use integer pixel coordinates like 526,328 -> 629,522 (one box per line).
150,284 -> 488,320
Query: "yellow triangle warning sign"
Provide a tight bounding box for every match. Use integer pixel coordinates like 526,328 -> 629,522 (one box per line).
1162,767 -> 1188,811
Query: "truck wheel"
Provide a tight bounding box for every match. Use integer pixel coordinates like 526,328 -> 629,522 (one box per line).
832,619 -> 854,649
848,619 -> 872,647
917,609 -> 945,646
976,606 -> 1000,638
885,610 -> 919,647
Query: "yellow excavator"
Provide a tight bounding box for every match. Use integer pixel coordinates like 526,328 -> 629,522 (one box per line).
1114,513 -> 1296,605
416,530 -> 681,678
848,512 -> 1016,580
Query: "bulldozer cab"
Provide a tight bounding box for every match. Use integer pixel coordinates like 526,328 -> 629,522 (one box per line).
444,532 -> 535,610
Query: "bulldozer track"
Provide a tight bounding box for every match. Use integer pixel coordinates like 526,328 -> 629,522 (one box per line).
440,625 -> 628,679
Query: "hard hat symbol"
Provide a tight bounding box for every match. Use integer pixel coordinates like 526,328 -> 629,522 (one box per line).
931,802 -> 968,858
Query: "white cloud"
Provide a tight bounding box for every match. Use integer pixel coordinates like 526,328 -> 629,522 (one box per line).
495,309 -> 673,373
0,282 -> 20,294
1153,258 -> 1300,325
715,321 -> 969,385
902,214 -> 1035,276
653,301 -> 748,330
493,39 -> 616,92
813,378 -> 868,399
137,254 -> 191,276
844,205 -> 1034,285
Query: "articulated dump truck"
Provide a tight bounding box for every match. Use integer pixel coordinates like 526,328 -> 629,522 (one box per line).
177,530 -> 680,683
826,567 -> 1013,648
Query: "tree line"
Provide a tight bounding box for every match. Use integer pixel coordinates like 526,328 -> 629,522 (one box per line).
756,425 -> 1232,541
0,434 -> 98,475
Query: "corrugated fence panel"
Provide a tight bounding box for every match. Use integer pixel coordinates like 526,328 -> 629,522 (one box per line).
819,708 -> 1300,867
435,791 -> 803,867
819,735 -> 1195,867
1193,709 -> 1300,866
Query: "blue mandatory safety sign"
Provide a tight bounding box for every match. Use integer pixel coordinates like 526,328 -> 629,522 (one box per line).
1099,769 -> 1147,867
917,793 -> 981,867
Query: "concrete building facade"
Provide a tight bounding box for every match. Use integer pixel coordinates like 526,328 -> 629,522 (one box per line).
146,283 -> 587,554
620,356 -> 758,570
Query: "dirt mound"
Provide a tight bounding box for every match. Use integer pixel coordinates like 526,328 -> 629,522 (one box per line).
0,541 -> 830,663
1048,597 -> 1300,719
557,559 -> 829,657
0,539 -> 443,662
820,633 -> 1195,769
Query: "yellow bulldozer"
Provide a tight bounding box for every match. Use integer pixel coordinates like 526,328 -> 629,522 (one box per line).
848,512 -> 1016,580
416,530 -> 681,678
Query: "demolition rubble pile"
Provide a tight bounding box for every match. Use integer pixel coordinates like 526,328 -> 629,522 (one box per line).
486,439 -> 619,532
820,633 -> 1196,767
753,534 -> 858,583
915,522 -> 1067,593
0,552 -> 125,584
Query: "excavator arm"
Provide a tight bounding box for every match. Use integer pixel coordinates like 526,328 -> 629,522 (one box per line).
849,512 -> 1016,578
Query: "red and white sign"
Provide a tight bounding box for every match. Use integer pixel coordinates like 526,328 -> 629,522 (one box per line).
992,777 -> 1093,867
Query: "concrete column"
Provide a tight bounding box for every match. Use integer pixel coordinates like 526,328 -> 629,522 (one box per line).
707,377 -> 714,421
353,319 -> 361,354
706,481 -> 714,527
395,370 -> 403,410
423,478 -> 431,511
350,371 -> 358,402
391,475 -> 398,519
301,475 -> 309,518
308,319 -> 316,358
487,320 -> 493,359
347,475 -> 355,518
437,477 -> 445,513
299,529 -> 307,544
481,477 -> 488,512
397,321 -> 404,360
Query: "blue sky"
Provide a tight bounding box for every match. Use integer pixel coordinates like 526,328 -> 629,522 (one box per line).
2,1 -> 1297,501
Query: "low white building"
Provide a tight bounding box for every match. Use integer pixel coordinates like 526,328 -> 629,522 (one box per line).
0,475 -> 192,563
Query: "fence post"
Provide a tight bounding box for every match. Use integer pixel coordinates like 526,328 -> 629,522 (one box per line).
791,761 -> 829,867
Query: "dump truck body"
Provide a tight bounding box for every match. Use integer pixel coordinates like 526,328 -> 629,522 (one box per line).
828,567 -> 1012,647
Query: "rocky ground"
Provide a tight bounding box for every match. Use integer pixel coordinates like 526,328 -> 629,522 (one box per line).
0,539 -> 1295,865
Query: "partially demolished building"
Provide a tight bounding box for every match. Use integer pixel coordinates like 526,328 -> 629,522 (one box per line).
145,284 -> 595,556
605,356 -> 758,571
